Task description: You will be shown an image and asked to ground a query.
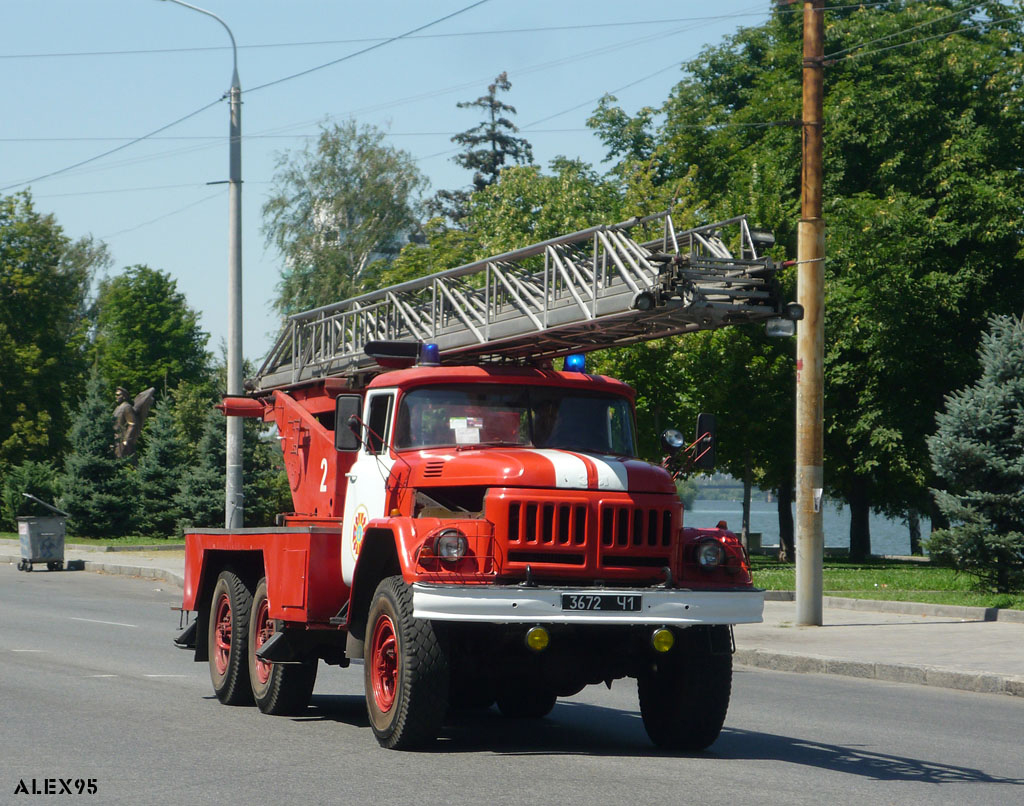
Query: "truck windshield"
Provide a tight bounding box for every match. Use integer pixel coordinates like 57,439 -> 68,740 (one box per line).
394,384 -> 637,456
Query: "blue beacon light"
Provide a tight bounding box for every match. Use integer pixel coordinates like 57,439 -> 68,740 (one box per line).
419,343 -> 441,366
564,354 -> 586,372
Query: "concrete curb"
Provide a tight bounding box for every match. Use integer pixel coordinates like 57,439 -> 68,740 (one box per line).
66,543 -> 185,553
765,590 -> 1024,623
1,553 -> 184,589
735,648 -> 1024,698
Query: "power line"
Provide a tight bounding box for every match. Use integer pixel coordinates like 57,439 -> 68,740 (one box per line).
2,129 -> 591,144
247,0 -> 494,95
830,5 -> 1024,61
100,191 -> 223,239
824,2 -> 987,59
0,2 -> 495,191
0,98 -> 222,193
0,5 -> 896,60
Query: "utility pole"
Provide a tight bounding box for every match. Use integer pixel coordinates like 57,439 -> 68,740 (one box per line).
226,66 -> 244,530
795,0 -> 825,626
159,0 -> 244,529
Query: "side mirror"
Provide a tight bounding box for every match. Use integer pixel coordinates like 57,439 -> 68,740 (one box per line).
335,395 -> 362,451
694,413 -> 716,471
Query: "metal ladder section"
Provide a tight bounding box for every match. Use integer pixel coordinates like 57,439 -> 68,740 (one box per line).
253,211 -> 783,391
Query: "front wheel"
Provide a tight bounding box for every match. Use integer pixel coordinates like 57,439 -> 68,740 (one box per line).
364,576 -> 449,750
207,570 -> 254,706
248,577 -> 317,715
638,626 -> 733,752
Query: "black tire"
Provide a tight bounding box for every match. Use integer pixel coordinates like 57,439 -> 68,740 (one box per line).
207,570 -> 255,706
496,683 -> 557,719
248,578 -> 317,715
637,626 -> 732,752
47,561 -> 62,572
364,576 -> 449,750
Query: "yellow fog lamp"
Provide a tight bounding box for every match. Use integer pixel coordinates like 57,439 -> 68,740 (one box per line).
651,628 -> 675,653
525,626 -> 550,652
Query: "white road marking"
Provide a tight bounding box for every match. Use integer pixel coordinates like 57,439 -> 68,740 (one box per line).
87,674 -> 118,678
10,649 -> 45,653
70,617 -> 137,628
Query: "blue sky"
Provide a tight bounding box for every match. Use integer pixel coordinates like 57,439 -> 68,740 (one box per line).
3,0 -> 778,364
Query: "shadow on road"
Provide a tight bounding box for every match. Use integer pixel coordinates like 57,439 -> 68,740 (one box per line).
289,693 -> 1024,788
716,727 -> 1024,786
293,694 -> 370,729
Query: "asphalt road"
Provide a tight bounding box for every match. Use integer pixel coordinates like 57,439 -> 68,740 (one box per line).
2,566 -> 1022,806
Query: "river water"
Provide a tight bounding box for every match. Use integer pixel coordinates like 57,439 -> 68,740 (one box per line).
685,500 -> 927,557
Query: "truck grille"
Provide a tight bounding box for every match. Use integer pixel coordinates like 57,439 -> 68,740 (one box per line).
488,490 -> 678,578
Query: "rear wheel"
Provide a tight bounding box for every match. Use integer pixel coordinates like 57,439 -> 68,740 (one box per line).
637,626 -> 732,752
207,570 -> 254,706
248,578 -> 317,715
364,576 -> 449,749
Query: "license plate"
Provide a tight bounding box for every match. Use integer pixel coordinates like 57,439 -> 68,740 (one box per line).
561,593 -> 642,612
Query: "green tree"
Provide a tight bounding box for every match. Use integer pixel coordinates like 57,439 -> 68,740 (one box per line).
590,1 -> 1024,558
430,72 -> 535,223
926,315 -> 1024,593
132,397 -> 183,538
91,264 -> 210,396
452,72 -> 533,192
61,368 -> 131,537
0,459 -> 62,531
175,407 -> 225,532
0,191 -> 107,466
383,158 -> 623,288
175,404 -> 291,533
263,120 -> 427,315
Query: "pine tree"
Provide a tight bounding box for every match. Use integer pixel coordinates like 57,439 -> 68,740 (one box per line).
429,73 -> 533,224
133,397 -> 183,537
175,406 -> 291,532
926,315 -> 1024,592
175,406 -> 225,532
61,368 -> 132,537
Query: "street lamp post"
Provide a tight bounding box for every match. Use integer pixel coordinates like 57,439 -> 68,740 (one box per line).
160,0 -> 244,529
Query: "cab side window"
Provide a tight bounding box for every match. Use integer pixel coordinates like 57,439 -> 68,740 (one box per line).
365,394 -> 394,454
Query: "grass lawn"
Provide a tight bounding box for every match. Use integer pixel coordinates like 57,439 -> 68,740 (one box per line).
1,531 -> 184,548
751,555 -> 1024,611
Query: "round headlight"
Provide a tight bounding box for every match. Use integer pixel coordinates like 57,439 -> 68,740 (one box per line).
696,539 -> 726,571
435,529 -> 468,562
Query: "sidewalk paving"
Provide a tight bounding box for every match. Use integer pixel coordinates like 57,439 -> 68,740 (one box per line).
3,538 -> 1023,698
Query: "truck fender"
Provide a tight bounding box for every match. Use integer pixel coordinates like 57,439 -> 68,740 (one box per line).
186,549 -> 264,662
346,528 -> 401,644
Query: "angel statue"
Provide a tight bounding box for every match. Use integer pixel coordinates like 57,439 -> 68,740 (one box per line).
113,386 -> 156,458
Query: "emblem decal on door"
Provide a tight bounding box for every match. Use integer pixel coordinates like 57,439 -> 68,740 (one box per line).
351,505 -> 369,559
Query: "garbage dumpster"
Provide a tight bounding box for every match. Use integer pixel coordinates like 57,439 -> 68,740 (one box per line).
16,494 -> 69,572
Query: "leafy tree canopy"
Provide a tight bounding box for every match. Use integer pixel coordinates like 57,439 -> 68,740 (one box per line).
589,1 -> 1024,555
0,191 -> 107,465
91,264 -> 210,397
263,120 -> 427,315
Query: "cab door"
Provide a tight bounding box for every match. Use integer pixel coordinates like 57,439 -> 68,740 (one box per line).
340,390 -> 396,585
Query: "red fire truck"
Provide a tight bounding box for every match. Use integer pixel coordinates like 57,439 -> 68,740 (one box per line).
175,211 -> 799,750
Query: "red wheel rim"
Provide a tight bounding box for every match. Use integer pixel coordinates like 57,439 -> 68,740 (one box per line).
214,593 -> 232,676
370,614 -> 398,713
253,597 -> 273,685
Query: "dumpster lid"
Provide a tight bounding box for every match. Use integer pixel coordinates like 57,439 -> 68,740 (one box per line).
22,493 -> 70,518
